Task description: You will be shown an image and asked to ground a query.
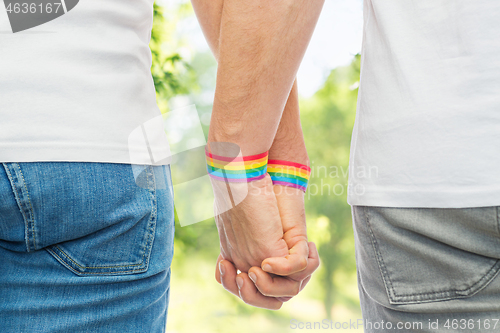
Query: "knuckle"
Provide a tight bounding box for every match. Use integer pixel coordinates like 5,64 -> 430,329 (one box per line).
220,278 -> 229,291
298,256 -> 308,270
233,258 -> 248,272
241,297 -> 250,305
311,259 -> 320,271
240,293 -> 254,306
258,284 -> 273,296
280,264 -> 292,275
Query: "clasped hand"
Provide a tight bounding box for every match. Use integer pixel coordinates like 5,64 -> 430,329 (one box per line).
212,174 -> 319,310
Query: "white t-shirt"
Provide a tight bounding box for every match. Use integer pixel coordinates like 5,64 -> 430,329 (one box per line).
0,0 -> 170,165
348,0 -> 500,208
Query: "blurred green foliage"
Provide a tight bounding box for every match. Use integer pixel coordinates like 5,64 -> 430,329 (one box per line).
150,1 -> 363,331
150,2 -> 198,110
301,54 -> 361,317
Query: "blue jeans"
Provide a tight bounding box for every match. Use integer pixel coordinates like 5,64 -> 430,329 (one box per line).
0,162 -> 175,332
352,206 -> 500,332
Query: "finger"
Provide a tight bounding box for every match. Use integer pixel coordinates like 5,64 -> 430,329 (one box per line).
299,275 -> 312,292
261,239 -> 309,276
280,241 -> 320,282
236,272 -> 283,310
219,259 -> 240,297
247,267 -> 302,297
275,297 -> 293,302
243,242 -> 320,301
215,254 -> 224,284
303,241 -> 320,277
247,257 -> 316,298
246,241 -> 319,299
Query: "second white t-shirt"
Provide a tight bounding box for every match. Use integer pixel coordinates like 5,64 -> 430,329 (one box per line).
348,0 -> 500,208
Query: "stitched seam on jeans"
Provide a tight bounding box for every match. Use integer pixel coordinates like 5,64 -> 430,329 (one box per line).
497,207 -> 500,236
2,163 -> 31,253
142,166 -> 155,269
53,245 -> 145,269
47,248 -> 145,275
363,206 -> 397,301
391,259 -> 500,298
15,164 -> 37,251
143,165 -> 158,269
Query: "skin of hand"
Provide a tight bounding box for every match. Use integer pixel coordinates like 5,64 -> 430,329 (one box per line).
211,173 -> 289,273
214,185 -> 320,310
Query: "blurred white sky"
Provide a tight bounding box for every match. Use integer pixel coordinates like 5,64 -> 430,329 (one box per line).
168,0 -> 364,97
299,0 -> 363,96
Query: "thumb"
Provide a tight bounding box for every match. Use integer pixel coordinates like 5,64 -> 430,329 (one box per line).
260,239 -> 309,276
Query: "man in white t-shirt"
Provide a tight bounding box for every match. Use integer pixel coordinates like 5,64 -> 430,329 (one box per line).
347,1 -> 500,329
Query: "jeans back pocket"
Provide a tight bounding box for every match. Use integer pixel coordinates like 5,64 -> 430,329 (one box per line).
356,206 -> 500,305
4,162 -> 160,276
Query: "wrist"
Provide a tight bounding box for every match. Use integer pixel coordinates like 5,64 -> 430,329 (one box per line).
208,130 -> 274,157
268,127 -> 309,166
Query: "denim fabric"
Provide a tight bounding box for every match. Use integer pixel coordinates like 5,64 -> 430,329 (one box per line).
0,162 -> 175,333
352,206 -> 500,332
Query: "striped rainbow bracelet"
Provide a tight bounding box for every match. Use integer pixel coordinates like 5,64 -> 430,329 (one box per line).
206,149 -> 269,183
267,159 -> 311,192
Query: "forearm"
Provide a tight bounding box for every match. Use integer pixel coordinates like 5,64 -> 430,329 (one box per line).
195,0 -> 323,156
192,0 -> 318,159
191,0 -> 223,60
268,80 -> 309,166
194,0 -> 310,250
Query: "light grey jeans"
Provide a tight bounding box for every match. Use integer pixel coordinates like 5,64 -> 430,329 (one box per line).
352,206 -> 500,333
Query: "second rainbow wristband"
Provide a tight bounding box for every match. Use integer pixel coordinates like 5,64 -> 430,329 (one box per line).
268,159 -> 311,192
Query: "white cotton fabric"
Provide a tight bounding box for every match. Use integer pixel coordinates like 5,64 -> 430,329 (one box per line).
0,0 -> 170,165
348,0 -> 500,208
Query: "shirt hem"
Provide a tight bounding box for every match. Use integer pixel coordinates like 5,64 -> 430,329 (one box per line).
0,147 -> 171,166
347,186 -> 500,208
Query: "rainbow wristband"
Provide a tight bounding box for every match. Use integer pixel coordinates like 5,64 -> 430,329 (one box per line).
206,150 -> 269,183
267,159 -> 311,192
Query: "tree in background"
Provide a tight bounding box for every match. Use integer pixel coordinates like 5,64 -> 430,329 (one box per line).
150,2 -> 197,112
301,54 -> 361,318
149,1 -> 220,262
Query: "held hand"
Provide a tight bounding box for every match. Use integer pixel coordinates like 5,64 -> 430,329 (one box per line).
215,185 -> 320,309
216,242 -> 319,309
